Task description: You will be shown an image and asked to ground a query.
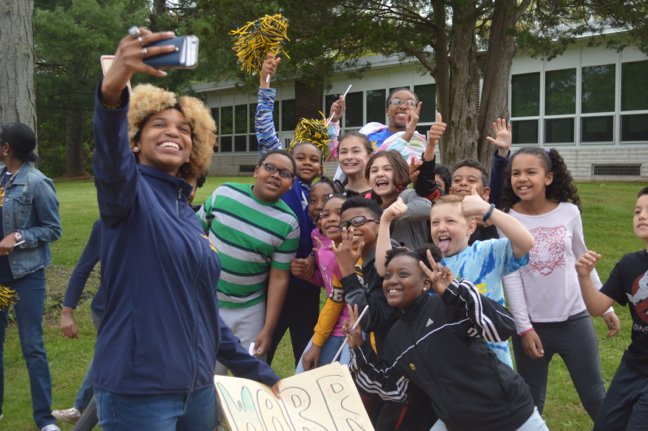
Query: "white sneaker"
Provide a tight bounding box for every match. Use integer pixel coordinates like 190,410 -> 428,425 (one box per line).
41,425 -> 62,431
52,406 -> 81,423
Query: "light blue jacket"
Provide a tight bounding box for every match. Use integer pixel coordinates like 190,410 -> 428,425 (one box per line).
1,163 -> 61,279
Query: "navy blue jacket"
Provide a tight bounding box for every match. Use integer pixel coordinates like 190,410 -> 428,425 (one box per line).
92,88 -> 279,394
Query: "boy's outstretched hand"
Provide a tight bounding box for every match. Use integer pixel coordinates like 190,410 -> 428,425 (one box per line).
575,250 -> 601,277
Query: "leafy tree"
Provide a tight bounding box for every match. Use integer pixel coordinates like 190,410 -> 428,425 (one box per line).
34,0 -> 204,177
34,0 -> 149,176
196,1 -> 645,168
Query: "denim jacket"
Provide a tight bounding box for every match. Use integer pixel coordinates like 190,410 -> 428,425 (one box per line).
1,163 -> 62,279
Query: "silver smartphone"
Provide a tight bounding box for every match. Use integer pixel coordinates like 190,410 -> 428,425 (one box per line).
143,35 -> 199,69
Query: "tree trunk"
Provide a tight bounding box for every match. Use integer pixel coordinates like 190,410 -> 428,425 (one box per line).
443,1 -> 481,167
65,108 -> 86,177
477,0 -> 520,171
0,0 -> 36,131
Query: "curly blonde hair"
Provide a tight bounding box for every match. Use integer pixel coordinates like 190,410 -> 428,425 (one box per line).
127,84 -> 216,182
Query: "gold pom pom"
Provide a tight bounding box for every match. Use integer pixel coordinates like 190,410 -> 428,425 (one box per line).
289,113 -> 331,161
230,14 -> 290,76
0,285 -> 18,311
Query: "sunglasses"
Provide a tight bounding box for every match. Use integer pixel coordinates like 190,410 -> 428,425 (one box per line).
389,97 -> 417,108
339,215 -> 379,229
261,162 -> 294,179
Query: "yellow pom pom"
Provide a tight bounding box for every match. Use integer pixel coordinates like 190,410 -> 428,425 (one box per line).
230,14 -> 290,76
289,113 -> 331,160
0,285 -> 18,311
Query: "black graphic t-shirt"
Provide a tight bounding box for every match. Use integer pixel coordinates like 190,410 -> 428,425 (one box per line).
601,249 -> 648,375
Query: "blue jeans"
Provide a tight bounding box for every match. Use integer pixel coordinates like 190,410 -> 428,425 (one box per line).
75,360 -> 95,410
96,385 -> 218,431
75,310 -> 102,411
295,336 -> 350,373
0,270 -> 56,427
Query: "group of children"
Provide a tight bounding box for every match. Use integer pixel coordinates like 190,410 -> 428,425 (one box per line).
51,49 -> 646,431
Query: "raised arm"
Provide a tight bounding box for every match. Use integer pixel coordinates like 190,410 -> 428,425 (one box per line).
462,186 -> 535,258
255,53 -> 283,156
575,251 -> 616,316
95,29 -> 176,224
485,118 -> 511,208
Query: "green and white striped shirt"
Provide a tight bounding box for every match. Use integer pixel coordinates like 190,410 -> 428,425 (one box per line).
197,183 -> 300,308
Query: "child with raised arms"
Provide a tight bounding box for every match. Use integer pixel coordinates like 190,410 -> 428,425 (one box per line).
500,146 -> 620,419
375,189 -> 535,367
347,245 -> 548,431
575,186 -> 648,430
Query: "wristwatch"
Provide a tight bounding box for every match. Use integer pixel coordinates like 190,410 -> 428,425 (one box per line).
14,231 -> 22,242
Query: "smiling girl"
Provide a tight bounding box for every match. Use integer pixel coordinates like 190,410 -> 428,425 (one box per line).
294,195 -> 352,371
347,246 -> 548,431
365,150 -> 432,249
501,146 -> 620,420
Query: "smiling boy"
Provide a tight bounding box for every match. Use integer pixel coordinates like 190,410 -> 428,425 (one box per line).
197,150 -> 300,373
576,186 -> 648,430
426,192 -> 534,366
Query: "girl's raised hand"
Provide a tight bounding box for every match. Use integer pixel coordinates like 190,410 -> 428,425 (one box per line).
260,53 -> 281,87
343,304 -> 364,348
418,249 -> 452,295
329,96 -> 346,123
332,226 -> 364,277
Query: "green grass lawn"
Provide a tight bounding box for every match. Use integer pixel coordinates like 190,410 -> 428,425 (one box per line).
2,179 -> 646,430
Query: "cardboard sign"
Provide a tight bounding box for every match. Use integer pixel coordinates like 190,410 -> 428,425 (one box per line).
214,362 -> 374,430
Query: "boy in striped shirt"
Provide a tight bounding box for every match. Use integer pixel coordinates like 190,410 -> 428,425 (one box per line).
198,150 -> 300,372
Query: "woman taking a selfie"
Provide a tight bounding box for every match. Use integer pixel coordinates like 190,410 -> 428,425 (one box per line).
92,28 -> 279,430
0,122 -> 62,431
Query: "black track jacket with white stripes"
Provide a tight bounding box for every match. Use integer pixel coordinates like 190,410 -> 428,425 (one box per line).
350,279 -> 535,431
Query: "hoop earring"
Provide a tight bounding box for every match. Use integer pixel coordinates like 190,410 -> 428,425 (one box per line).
2,151 -> 8,157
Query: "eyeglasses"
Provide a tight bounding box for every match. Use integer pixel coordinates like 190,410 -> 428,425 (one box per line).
389,97 -> 417,108
261,162 -> 294,179
339,215 -> 379,229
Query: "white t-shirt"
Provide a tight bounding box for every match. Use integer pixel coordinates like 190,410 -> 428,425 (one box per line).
501,202 -> 601,333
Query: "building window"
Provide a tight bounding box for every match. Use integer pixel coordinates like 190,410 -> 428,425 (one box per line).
581,116 -> 613,142
545,68 -> 576,115
281,99 -> 296,131
366,89 -> 386,124
235,105 -> 247,134
220,136 -> 232,152
621,60 -> 648,111
512,120 -> 539,144
511,73 -> 540,144
234,135 -> 247,152
414,84 -> 436,123
582,64 -> 614,113
220,106 -> 233,135
621,114 -> 648,141
511,73 -> 539,117
345,91 -> 363,128
545,117 -> 574,143
621,61 -> 648,141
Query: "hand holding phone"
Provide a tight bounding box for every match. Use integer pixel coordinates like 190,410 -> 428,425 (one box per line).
143,35 -> 199,69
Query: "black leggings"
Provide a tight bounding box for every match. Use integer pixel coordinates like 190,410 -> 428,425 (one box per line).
267,283 -> 321,366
